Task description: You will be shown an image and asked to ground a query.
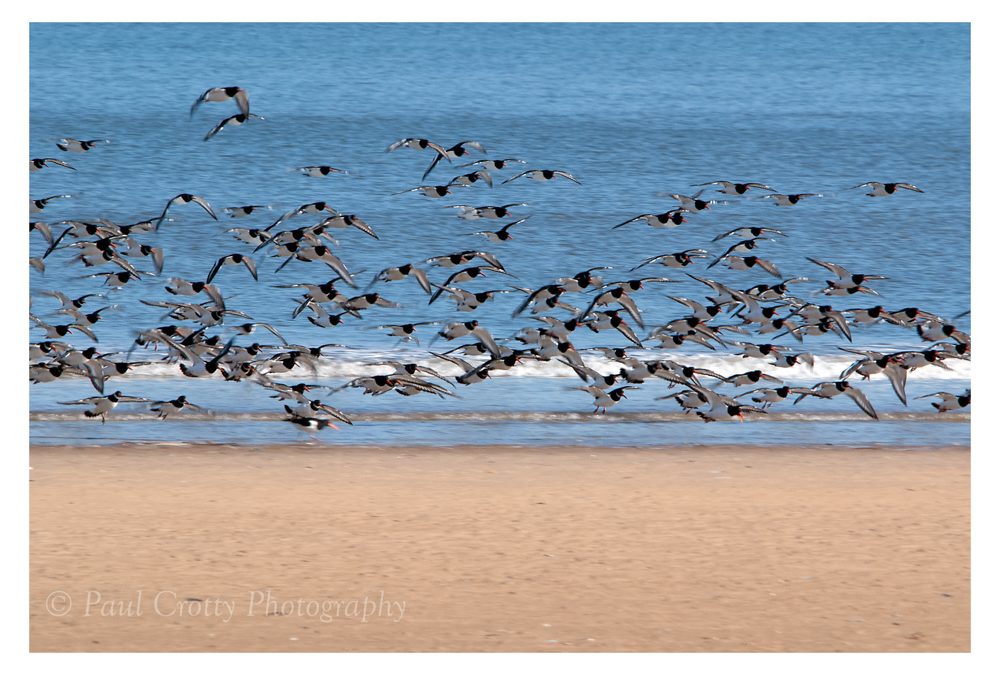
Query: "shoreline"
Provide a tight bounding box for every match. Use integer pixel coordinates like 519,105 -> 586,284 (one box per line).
28,442 -> 973,453
30,444 -> 970,651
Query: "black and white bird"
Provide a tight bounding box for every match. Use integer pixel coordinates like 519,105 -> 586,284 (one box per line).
449,203 -> 528,220
424,250 -> 506,271
714,255 -> 782,278
557,266 -> 610,293
267,201 -> 339,230
30,194 -> 73,213
848,181 -> 924,197
793,381 -> 879,419
273,244 -> 356,286
372,321 -> 439,344
447,169 -> 493,188
30,158 -> 76,172
203,112 -> 264,141
712,226 -> 786,242
668,190 -> 716,211
394,184 -> 463,199
206,253 -> 258,284
762,193 -> 819,206
917,389 -> 970,413
429,266 -> 511,305
59,390 -> 150,423
839,348 -> 910,404
575,384 -> 637,414
693,180 -> 775,195
631,249 -> 709,271
807,257 -> 888,289
458,158 -> 525,171
165,277 -> 226,309
317,213 -> 380,239
501,169 -> 580,185
283,405 -> 340,433
155,193 -> 218,228
386,137 -> 450,158
150,395 -> 205,420
190,86 -> 250,118
297,165 -> 348,177
369,263 -> 433,294
614,209 -> 689,230
56,138 -> 110,153
707,238 -> 771,268
223,204 -> 271,218
471,217 -> 529,242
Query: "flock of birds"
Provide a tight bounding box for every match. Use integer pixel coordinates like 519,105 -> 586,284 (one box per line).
29,86 -> 972,434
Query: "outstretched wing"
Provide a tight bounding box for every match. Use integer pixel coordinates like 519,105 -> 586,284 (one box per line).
754,258 -> 782,279
845,386 -> 878,420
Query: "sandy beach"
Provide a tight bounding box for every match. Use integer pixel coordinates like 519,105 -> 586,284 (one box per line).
29,444 -> 969,652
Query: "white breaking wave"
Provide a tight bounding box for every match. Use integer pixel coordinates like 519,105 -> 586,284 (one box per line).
86,349 -> 970,382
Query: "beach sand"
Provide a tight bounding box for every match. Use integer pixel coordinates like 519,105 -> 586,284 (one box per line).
29,444 -> 969,652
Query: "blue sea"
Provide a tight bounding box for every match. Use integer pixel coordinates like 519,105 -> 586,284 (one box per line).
29,23 -> 970,447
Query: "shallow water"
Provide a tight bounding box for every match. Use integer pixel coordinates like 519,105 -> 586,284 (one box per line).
29,23 -> 970,447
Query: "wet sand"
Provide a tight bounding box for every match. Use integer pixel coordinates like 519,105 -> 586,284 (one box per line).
29,444 -> 970,652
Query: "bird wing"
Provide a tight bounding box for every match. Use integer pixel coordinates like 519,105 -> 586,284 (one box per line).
410,267 -> 432,294
148,246 -> 165,275
471,326 -> 503,358
47,158 -> 76,170
460,140 -> 487,153
807,257 -> 851,279
557,357 -> 601,382
348,217 -> 379,239
59,396 -> 106,405
499,217 -> 529,234
845,386 -> 878,420
421,153 -> 444,181
472,251 -> 506,271
711,228 -> 741,242
429,352 -> 474,372
827,310 -> 853,342
190,90 -> 211,118
314,402 -> 353,424
613,215 -> 644,229
234,89 -> 250,117
614,320 -> 644,348
72,324 -> 100,342
191,195 -> 218,220
257,322 -> 287,344
202,283 -> 226,311
241,256 -> 258,281
754,258 -> 782,278
884,363 -> 908,405
203,116 -> 232,141
500,170 -> 530,185
616,293 -> 644,328
554,171 -> 581,184
204,257 -> 226,284
320,253 -> 356,287
511,286 -> 550,317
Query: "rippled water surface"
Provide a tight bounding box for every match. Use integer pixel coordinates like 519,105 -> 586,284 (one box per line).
29,23 -> 970,446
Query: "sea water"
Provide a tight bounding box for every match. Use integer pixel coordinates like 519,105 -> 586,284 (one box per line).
29,23 -> 970,447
